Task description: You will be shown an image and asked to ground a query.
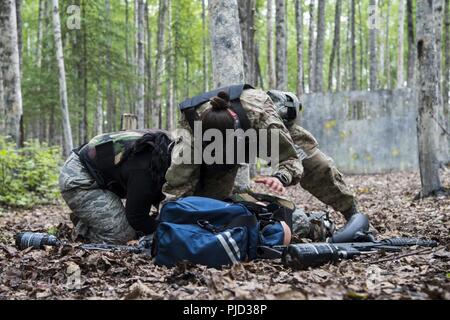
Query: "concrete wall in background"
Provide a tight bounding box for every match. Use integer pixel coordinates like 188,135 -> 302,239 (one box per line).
299,89 -> 419,174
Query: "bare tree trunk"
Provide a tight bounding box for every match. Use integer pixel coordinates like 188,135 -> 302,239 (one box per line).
119,83 -> 125,121
397,0 -> 406,88
0,0 -> 23,146
0,67 -> 4,134
343,2 -> 350,90
134,0 -> 139,66
95,81 -> 103,136
105,0 -> 115,132
295,0 -> 304,96
444,0 -> 450,138
165,0 -> 174,131
35,0 -> 46,142
52,0 -> 73,155
144,1 -> 152,128
407,0 -> 416,87
173,11 -> 179,125
255,44 -> 264,87
209,0 -> 245,87
350,0 -> 357,90
202,0 -> 209,91
308,1 -> 316,92
184,57 -> 190,98
153,0 -> 167,128
209,0 -> 247,190
82,3 -> 88,144
384,0 -> 391,89
125,0 -> 133,114
416,0 -> 443,197
369,0 -> 378,91
329,0 -> 342,92
314,0 -> 326,93
267,0 -> 276,88
434,0 -> 448,163
36,0 -> 45,68
435,0 -> 444,73
275,0 -> 287,90
358,1 -> 365,89
238,0 -> 257,86
15,0 -> 22,68
136,0 -> 145,129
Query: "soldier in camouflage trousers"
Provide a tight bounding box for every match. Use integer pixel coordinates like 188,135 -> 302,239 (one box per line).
60,130 -> 172,244
59,152 -> 136,244
267,90 -> 357,221
163,87 -> 358,241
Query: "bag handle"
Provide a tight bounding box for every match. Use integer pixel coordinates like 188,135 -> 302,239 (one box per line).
197,215 -> 258,234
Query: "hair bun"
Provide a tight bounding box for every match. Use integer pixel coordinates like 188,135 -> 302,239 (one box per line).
210,91 -> 230,111
217,91 -> 230,102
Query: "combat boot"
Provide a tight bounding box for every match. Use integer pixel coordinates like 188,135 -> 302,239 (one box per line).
341,202 -> 358,221
340,202 -> 379,238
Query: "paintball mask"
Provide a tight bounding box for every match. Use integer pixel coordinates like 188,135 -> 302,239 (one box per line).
267,90 -> 302,123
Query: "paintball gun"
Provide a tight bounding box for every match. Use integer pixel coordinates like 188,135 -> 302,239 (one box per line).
15,232 -> 152,255
258,237 -> 438,270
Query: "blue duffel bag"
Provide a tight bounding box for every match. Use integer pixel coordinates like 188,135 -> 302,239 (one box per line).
152,196 -> 287,267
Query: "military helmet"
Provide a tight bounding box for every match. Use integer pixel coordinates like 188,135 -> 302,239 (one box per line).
267,90 -> 302,122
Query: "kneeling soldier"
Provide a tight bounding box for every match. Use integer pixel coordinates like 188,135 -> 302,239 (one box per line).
59,130 -> 173,244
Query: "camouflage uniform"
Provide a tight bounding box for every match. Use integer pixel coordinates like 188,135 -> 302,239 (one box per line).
163,88 -> 355,238
163,88 -> 303,201
286,122 -> 356,215
59,152 -> 136,244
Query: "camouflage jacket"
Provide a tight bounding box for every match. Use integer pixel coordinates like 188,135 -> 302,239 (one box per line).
78,130 -> 154,167
285,122 -> 319,161
162,88 -> 304,201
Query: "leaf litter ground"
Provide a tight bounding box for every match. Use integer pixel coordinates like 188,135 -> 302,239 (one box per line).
0,171 -> 449,300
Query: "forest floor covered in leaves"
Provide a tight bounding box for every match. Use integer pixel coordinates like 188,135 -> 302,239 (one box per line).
0,171 -> 449,300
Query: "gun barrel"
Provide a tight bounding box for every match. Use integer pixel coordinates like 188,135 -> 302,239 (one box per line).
381,237 -> 438,247
281,236 -> 438,270
80,243 -> 143,253
15,232 -> 146,254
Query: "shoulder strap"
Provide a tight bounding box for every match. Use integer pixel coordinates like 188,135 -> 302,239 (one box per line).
94,140 -> 121,191
230,99 -> 251,131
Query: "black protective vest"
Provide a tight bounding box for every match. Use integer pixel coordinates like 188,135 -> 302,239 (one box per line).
75,130 -> 173,197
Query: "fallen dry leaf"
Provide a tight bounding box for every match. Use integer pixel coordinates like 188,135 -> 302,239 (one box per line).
0,171 -> 449,300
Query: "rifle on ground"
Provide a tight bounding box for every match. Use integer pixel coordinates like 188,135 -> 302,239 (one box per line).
15,232 -> 152,255
257,237 -> 438,270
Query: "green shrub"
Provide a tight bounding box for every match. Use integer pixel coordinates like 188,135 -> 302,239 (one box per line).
0,136 -> 62,208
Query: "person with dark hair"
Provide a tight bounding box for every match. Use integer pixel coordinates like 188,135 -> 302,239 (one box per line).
163,85 -> 364,241
59,130 -> 173,244
163,88 -> 301,201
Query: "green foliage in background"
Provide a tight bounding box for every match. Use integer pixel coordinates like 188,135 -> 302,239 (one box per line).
0,137 -> 61,208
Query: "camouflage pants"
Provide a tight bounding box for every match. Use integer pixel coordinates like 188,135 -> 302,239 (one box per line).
288,124 -> 355,213
59,152 -> 136,244
300,148 -> 355,213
